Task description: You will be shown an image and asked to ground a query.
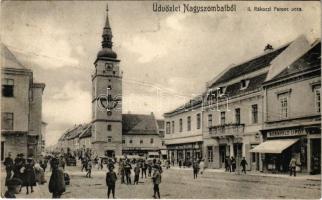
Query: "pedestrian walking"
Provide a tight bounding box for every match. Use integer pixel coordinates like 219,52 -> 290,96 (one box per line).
147,162 -> 152,177
124,160 -> 132,184
23,157 -> 36,194
199,159 -> 205,175
34,163 -> 46,185
289,157 -> 297,176
141,160 -> 147,178
240,157 -> 248,174
152,165 -> 161,199
4,152 -> 14,186
106,166 -> 117,199
192,160 -> 199,179
134,163 -> 140,185
49,158 -> 66,198
231,157 -> 236,172
227,157 -> 232,172
118,159 -> 125,184
81,157 -> 87,172
4,178 -> 23,198
59,156 -> 66,170
86,160 -> 92,178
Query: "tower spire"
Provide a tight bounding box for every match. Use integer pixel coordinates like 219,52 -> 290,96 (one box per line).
102,3 -> 113,49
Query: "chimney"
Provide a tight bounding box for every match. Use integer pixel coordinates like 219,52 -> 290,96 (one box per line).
264,44 -> 273,52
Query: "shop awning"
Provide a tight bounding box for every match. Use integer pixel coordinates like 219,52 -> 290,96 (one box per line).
249,139 -> 299,154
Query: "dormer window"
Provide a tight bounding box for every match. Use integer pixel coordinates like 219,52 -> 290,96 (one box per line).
240,79 -> 250,90
217,86 -> 226,96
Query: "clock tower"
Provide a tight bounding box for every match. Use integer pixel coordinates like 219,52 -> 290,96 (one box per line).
91,4 -> 122,157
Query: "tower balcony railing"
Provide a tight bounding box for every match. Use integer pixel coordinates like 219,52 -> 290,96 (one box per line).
208,123 -> 245,138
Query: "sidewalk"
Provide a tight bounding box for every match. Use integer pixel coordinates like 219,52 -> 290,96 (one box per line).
170,166 -> 321,181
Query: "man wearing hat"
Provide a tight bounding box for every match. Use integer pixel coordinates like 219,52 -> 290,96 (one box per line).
4,178 -> 23,198
106,165 -> 117,198
49,158 -> 66,198
4,152 -> 14,186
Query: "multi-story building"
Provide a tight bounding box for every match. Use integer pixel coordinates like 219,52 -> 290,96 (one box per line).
202,43 -> 290,170
122,113 -> 162,157
251,39 -> 321,174
164,97 -> 204,164
1,44 -> 45,159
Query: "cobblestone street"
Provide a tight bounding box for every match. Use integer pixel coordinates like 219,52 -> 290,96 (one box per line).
2,165 -> 321,199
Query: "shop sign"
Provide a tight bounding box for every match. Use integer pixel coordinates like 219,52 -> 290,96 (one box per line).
267,128 -> 305,138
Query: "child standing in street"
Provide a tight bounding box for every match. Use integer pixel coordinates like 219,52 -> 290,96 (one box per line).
152,165 -> 161,199
106,166 -> 117,198
86,160 -> 92,178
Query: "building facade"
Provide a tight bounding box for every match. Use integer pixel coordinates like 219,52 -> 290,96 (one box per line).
122,113 -> 162,157
202,43 -> 290,170
164,99 -> 204,165
252,40 -> 321,174
91,5 -> 122,157
1,44 -> 45,160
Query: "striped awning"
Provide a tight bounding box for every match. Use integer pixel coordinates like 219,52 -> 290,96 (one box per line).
250,139 -> 299,154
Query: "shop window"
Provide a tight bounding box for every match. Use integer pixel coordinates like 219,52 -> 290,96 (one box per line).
207,146 -> 213,162
150,138 -> 154,144
179,118 -> 183,132
220,111 -> 225,125
171,121 -> 175,133
166,122 -> 170,134
315,88 -> 320,113
107,124 -> 112,131
1,112 -> 13,130
235,108 -> 240,124
279,96 -> 288,119
208,114 -> 213,127
187,116 -> 191,131
2,79 -> 14,97
196,113 -> 201,129
251,104 -> 258,123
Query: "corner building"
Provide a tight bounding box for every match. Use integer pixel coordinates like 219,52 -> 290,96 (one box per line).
91,6 -> 122,157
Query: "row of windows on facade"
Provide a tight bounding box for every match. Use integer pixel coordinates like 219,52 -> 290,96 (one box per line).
122,138 -> 154,144
165,89 -> 321,135
165,105 -> 258,134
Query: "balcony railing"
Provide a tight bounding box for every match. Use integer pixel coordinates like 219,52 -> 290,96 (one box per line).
209,123 -> 245,137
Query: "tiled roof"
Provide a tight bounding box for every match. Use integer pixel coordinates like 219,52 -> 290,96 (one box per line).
79,123 -> 92,139
122,114 -> 158,135
211,45 -> 289,86
164,95 -> 202,115
273,41 -> 321,80
224,73 -> 267,98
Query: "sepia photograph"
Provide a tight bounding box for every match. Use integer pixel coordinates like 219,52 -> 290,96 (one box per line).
1,0 -> 321,199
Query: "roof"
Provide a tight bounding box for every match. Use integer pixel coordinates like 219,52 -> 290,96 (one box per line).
1,44 -> 27,70
156,120 -> 165,130
272,41 -> 321,80
224,73 -> 267,98
210,44 -> 289,87
79,123 -> 93,139
122,114 -> 158,135
164,95 -> 202,116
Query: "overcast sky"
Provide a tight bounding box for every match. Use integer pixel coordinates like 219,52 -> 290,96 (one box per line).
1,1 -> 320,146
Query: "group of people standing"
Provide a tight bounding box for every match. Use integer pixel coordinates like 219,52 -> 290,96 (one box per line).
3,153 -> 48,197
105,158 -> 163,199
225,156 -> 248,174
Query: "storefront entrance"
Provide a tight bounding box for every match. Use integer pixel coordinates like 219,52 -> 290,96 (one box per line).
219,145 -> 226,168
311,139 -> 321,174
105,150 -> 115,158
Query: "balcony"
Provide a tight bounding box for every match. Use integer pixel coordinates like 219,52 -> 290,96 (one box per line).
209,123 -> 245,138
